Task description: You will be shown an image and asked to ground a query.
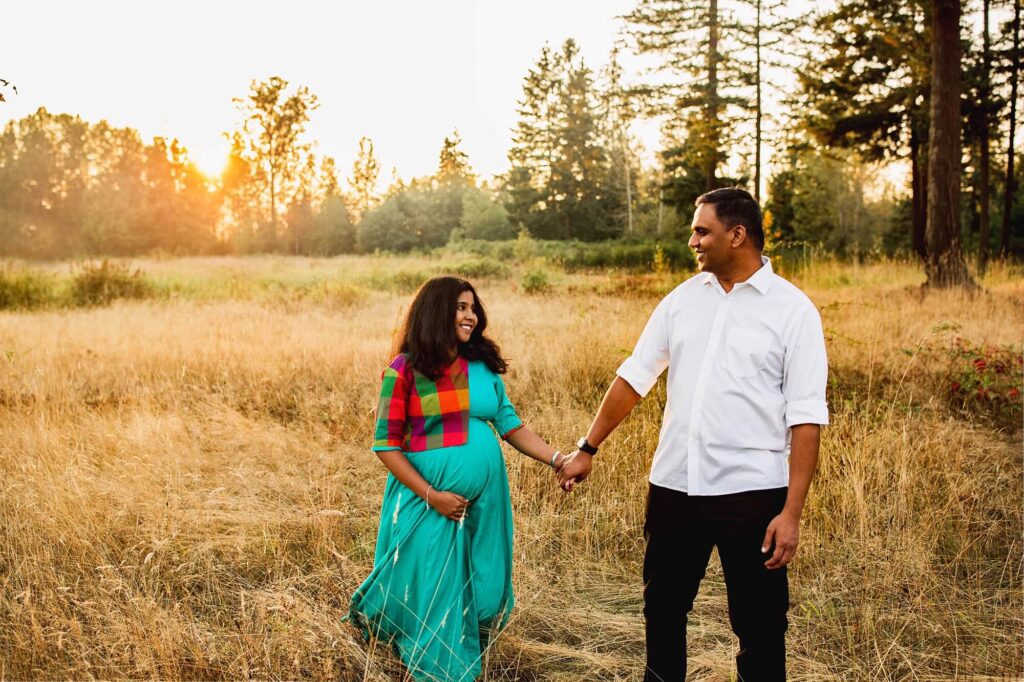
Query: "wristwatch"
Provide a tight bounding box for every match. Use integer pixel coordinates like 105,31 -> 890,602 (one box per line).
576,436 -> 598,456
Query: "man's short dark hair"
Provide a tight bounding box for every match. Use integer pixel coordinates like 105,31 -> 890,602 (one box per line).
695,187 -> 764,250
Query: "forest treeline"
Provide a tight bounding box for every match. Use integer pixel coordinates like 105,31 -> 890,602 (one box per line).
1,0 -> 1021,286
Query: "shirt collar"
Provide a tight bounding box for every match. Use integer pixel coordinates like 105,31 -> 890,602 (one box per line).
702,256 -> 773,294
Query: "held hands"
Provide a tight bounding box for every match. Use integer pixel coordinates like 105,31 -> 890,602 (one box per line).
428,489 -> 470,522
554,449 -> 593,493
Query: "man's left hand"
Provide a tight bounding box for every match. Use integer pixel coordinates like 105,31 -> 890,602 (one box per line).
762,511 -> 799,570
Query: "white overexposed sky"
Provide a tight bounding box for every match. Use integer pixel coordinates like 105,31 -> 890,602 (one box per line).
1,0 -> 653,183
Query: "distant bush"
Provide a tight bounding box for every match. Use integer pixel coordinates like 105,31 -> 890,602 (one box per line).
360,269 -> 433,293
0,265 -> 58,310
69,260 -> 153,307
520,268 -> 551,294
545,240 -> 696,272
442,237 -> 695,272
444,259 -> 511,280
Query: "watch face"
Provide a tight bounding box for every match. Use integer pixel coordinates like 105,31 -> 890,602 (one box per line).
577,437 -> 587,449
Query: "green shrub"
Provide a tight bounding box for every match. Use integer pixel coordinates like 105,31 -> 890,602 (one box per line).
441,236 -> 696,272
520,268 -> 551,295
0,265 -> 58,310
69,260 -> 153,307
444,259 -> 511,280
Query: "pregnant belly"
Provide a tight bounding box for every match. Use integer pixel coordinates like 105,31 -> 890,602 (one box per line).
405,419 -> 503,502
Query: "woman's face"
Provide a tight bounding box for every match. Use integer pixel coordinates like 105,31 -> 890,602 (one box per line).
454,290 -> 478,344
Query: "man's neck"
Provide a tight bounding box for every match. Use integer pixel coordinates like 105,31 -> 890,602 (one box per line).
713,254 -> 764,293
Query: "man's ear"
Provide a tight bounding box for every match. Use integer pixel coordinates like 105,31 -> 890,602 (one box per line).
730,224 -> 748,248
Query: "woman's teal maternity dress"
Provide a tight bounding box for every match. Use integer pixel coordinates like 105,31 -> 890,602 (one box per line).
349,358 -> 522,681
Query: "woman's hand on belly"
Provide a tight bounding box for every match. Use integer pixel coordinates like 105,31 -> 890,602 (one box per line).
429,490 -> 471,522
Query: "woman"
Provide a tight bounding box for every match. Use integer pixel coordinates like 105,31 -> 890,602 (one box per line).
348,276 -> 564,682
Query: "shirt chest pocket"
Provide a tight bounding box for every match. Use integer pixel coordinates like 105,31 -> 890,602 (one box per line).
723,326 -> 773,378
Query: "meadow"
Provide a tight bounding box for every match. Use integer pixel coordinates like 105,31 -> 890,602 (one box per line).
0,251 -> 1020,680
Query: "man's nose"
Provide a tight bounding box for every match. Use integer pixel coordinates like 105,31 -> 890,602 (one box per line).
688,234 -> 699,248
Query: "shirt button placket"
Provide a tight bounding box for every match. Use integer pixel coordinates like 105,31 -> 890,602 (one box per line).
687,294 -> 731,493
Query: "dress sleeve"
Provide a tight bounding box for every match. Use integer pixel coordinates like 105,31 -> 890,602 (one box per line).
491,373 -> 524,440
372,355 -> 411,451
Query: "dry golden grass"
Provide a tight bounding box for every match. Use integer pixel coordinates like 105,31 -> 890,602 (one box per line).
0,255 -> 1020,680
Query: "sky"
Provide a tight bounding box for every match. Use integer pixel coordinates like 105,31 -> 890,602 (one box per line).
1,0 -> 653,183
4,0 -> 980,196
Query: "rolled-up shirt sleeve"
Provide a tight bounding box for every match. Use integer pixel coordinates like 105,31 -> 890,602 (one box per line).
782,305 -> 829,427
616,295 -> 672,397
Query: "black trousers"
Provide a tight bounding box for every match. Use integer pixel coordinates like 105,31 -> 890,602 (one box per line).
642,483 -> 789,682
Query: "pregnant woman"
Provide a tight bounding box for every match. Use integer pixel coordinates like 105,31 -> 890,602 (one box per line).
348,276 -> 565,681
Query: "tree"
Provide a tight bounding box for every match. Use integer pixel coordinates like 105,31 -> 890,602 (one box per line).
925,0 -> 975,288
460,188 -> 515,240
733,0 -> 793,201
436,129 -> 475,186
143,137 -> 218,253
0,77 -> 16,102
506,39 -> 617,240
506,43 -> 561,237
978,0 -> 993,273
799,0 -> 931,259
347,136 -> 381,223
624,0 -> 752,203
1002,0 -> 1021,256
599,45 -> 642,233
231,76 -> 319,244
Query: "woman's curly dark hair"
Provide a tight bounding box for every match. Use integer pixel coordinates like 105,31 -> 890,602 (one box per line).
392,276 -> 508,380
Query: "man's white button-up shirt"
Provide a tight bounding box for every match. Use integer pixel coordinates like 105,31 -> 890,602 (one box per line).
616,256 -> 829,496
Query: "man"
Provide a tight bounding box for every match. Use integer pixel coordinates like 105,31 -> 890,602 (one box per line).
558,187 -> 828,681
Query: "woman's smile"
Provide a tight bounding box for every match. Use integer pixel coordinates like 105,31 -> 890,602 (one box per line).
455,290 -> 478,343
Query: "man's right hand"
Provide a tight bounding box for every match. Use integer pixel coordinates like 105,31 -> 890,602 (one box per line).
556,450 -> 592,492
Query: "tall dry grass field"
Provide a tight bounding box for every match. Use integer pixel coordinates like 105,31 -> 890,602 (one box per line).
0,255 -> 1020,680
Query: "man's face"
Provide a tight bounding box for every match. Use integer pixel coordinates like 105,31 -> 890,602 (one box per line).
688,202 -> 736,274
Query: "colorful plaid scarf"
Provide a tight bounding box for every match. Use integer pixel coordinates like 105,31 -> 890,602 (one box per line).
373,353 -> 471,452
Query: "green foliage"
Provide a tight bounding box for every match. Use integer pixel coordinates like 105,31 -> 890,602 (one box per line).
520,267 -> 551,294
0,109 -> 219,259
944,337 -> 1023,429
459,188 -> 515,241
767,147 -> 896,257
445,237 -> 695,272
358,184 -> 472,253
545,239 -> 695,272
445,259 -> 511,280
305,196 -> 356,255
506,40 -> 624,241
69,260 -> 152,307
0,265 -> 58,310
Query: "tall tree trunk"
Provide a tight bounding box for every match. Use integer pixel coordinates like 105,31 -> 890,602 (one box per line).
1002,0 -> 1020,257
911,126 -> 928,259
624,138 -> 634,233
657,170 -> 664,235
706,0 -> 720,192
926,0 -> 975,288
755,0 -> 763,201
979,0 -> 992,274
